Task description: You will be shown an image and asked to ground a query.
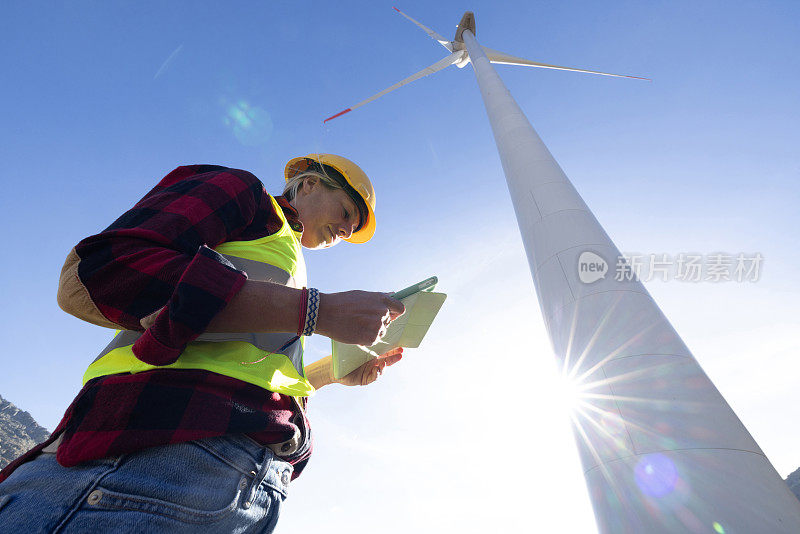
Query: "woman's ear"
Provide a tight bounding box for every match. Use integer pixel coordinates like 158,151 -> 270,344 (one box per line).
299,175 -> 318,196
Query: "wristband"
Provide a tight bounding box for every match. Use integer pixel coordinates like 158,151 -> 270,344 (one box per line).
302,288 -> 320,337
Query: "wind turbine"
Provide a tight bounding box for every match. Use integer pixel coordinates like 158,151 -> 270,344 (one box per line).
324,10 -> 647,123
325,9 -> 800,533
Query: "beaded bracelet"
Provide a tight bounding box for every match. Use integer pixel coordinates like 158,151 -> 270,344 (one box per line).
303,288 -> 320,337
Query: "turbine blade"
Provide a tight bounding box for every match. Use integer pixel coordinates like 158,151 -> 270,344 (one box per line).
324,52 -> 461,122
392,6 -> 453,52
483,47 -> 651,81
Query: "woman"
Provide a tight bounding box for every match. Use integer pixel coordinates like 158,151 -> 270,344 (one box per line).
0,154 -> 405,533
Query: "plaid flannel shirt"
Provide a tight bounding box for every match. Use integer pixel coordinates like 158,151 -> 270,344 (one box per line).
0,165 -> 312,483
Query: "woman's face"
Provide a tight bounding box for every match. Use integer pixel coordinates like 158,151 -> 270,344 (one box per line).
291,176 -> 361,249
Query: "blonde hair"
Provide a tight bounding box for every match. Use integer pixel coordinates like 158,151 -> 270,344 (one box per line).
282,169 -> 344,200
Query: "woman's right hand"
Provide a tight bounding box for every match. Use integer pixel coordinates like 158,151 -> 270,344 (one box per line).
315,290 -> 405,346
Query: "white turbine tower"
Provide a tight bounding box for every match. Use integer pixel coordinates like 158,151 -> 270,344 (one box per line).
325,9 -> 800,533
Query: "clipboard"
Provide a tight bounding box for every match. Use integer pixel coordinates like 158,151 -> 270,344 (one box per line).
331,277 -> 447,379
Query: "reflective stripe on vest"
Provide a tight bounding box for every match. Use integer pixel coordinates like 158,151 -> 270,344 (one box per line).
83,195 -> 315,397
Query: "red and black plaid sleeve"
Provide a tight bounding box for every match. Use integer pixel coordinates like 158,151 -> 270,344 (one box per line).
74,165 -> 271,364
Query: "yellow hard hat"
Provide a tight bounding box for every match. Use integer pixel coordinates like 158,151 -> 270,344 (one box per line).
284,153 -> 376,244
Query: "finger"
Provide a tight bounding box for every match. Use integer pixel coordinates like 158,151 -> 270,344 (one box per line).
373,350 -> 402,368
376,353 -> 402,368
383,295 -> 406,318
379,346 -> 403,358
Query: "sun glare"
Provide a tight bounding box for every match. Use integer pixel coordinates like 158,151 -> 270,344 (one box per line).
556,372 -> 587,414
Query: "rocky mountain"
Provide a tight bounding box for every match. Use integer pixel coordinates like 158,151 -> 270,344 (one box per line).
0,394 -> 50,469
787,467 -> 800,502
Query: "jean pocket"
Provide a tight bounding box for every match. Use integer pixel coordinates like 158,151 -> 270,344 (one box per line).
88,441 -> 252,524
85,475 -> 246,524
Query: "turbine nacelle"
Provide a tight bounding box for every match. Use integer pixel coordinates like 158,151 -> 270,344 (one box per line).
453,11 -> 475,45
323,8 -> 649,122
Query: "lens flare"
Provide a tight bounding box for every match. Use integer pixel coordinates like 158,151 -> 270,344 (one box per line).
222,99 -> 273,147
634,453 -> 678,497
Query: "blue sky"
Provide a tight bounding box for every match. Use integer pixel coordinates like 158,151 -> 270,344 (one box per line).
1,1 -> 799,532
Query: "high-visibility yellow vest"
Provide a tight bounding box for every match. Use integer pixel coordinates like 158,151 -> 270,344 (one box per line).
83,195 -> 315,398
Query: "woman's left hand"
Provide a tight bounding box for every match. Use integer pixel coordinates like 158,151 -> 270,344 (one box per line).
337,347 -> 404,387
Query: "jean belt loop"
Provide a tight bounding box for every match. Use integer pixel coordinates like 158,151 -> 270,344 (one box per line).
244,445 -> 274,508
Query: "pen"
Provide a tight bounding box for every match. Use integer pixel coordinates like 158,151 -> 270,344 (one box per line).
393,276 -> 438,300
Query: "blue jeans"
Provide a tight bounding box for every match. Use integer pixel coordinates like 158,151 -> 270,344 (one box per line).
0,434 -> 292,533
